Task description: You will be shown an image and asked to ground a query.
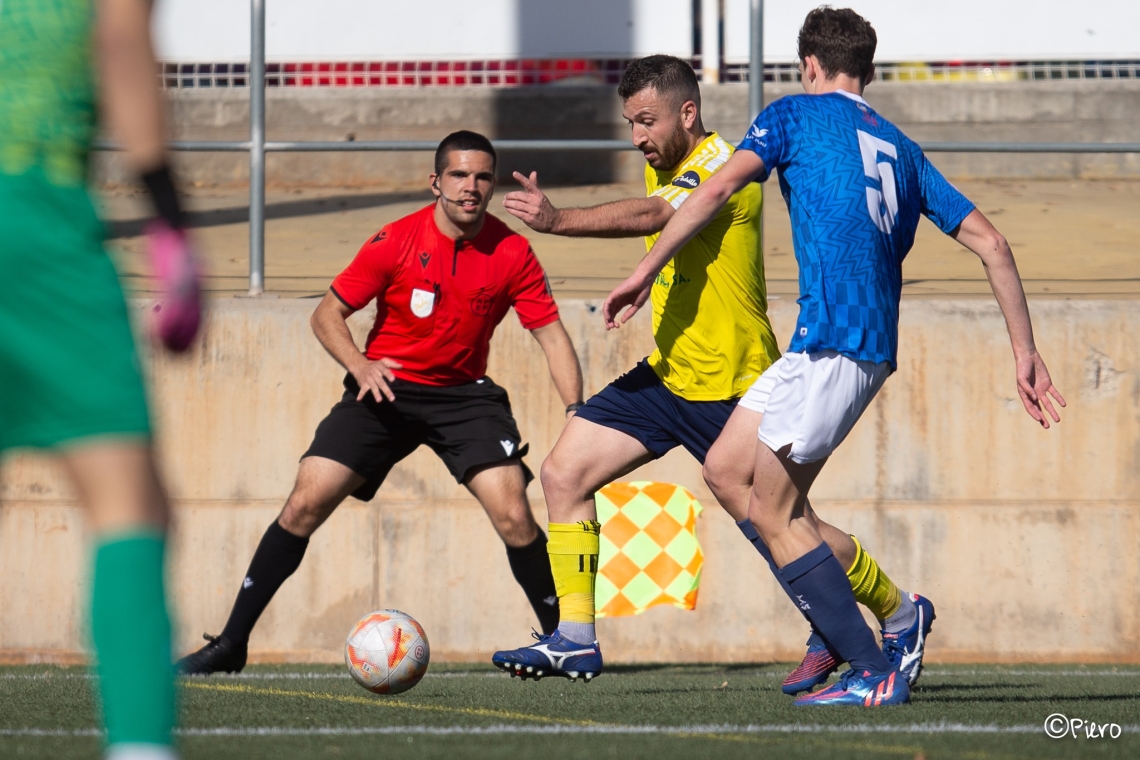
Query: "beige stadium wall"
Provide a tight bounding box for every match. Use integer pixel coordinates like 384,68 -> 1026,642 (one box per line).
92,81 -> 1140,188
1,297 -> 1138,664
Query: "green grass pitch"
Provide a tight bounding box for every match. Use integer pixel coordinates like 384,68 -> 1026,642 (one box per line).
1,663 -> 1137,759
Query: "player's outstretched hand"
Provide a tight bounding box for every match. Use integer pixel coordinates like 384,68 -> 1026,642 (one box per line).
1016,350 -> 1066,428
353,358 -> 404,403
503,171 -> 559,233
146,221 -> 203,353
602,274 -> 653,330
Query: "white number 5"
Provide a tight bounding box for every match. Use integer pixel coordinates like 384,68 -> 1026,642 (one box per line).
857,130 -> 898,234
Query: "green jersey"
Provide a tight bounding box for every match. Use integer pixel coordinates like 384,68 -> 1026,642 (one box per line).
0,0 -> 97,186
0,0 -> 151,451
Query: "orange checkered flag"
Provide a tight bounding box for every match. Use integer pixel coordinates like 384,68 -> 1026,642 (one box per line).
594,481 -> 704,618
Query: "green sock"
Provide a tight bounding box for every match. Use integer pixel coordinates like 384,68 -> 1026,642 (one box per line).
91,533 -> 176,749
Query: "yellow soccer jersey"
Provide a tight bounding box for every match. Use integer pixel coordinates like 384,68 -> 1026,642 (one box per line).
644,132 -> 779,400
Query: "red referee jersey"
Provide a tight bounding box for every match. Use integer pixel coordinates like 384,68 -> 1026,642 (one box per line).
330,204 -> 560,386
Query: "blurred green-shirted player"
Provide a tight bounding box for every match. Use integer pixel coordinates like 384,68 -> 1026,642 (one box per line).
1,1 -> 201,758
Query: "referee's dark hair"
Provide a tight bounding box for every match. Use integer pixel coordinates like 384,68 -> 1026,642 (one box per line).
797,6 -> 877,84
618,55 -> 701,109
435,130 -> 497,175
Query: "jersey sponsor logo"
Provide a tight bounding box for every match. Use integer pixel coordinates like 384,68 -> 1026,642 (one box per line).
671,170 -> 701,190
747,125 -> 769,145
471,291 -> 493,316
410,288 -> 436,318
500,439 -> 516,456
418,251 -> 431,268
654,271 -> 689,288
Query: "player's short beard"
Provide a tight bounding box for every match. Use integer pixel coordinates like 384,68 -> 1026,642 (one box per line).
654,124 -> 692,172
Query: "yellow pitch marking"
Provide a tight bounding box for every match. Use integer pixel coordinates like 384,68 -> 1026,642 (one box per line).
183,682 -> 596,727
186,680 -> 939,752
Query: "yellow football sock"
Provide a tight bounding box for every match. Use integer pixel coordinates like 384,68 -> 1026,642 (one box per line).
846,535 -> 902,622
547,521 -> 601,624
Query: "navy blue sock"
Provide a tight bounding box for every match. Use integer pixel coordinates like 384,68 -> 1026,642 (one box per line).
779,543 -> 891,674
736,519 -> 810,621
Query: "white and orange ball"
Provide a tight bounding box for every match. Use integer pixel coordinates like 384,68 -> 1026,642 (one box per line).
344,609 -> 430,694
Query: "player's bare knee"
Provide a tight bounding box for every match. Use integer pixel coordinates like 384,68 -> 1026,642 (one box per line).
495,502 -> 539,547
702,458 -> 728,500
279,486 -> 336,537
539,452 -> 582,503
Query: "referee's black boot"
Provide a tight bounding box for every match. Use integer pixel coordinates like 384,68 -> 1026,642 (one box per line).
176,633 -> 247,675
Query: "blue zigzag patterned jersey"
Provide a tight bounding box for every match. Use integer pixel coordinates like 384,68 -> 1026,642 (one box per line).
738,91 -> 975,367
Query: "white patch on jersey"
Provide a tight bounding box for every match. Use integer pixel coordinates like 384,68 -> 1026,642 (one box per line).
410,288 -> 435,318
500,440 -> 516,456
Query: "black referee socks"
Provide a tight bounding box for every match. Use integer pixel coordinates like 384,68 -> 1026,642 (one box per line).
506,530 -> 560,635
220,521 -> 310,646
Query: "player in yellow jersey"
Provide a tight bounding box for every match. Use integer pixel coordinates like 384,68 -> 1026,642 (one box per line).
492,56 -> 922,689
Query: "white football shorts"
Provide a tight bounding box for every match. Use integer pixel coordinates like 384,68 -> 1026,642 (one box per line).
738,350 -> 891,464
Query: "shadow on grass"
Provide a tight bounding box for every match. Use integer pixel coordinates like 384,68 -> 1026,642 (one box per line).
915,683 -> 1040,692
604,662 -> 786,676
106,189 -> 434,239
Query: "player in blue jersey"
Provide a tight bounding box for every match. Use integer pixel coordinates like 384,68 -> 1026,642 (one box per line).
603,8 -> 1065,706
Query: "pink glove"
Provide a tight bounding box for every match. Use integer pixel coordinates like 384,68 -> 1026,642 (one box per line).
146,221 -> 203,352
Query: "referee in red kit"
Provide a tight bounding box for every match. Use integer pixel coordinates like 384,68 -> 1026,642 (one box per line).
179,131 -> 584,674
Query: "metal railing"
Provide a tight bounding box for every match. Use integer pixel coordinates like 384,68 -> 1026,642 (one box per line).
158,59 -> 1140,90
97,0 -> 1140,295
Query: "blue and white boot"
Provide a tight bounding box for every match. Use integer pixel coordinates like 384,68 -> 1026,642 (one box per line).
793,668 -> 909,706
492,630 -> 603,682
882,593 -> 936,686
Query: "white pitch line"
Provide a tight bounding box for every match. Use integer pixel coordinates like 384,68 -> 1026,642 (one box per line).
922,670 -> 1140,677
211,671 -> 508,680
2,723 -> 1138,738
0,671 -> 506,681
5,668 -> 1140,681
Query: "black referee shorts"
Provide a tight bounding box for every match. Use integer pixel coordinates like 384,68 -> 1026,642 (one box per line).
303,373 -> 533,502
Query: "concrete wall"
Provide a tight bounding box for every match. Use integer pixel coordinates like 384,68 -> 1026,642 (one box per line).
93,80 -> 1140,188
1,297 -> 1138,664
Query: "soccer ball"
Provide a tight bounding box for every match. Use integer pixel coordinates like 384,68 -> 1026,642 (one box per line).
344,609 -> 430,694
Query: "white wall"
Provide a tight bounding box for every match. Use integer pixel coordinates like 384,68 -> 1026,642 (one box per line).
724,0 -> 1140,62
154,0 -> 1140,64
153,0 -> 691,62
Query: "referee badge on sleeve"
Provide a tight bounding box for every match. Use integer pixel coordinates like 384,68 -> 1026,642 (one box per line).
410,288 -> 435,318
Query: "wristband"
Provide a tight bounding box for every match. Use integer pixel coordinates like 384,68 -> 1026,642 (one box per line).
140,164 -> 186,230
566,401 -> 585,414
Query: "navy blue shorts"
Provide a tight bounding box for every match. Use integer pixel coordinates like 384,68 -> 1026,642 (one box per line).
575,360 -> 738,464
